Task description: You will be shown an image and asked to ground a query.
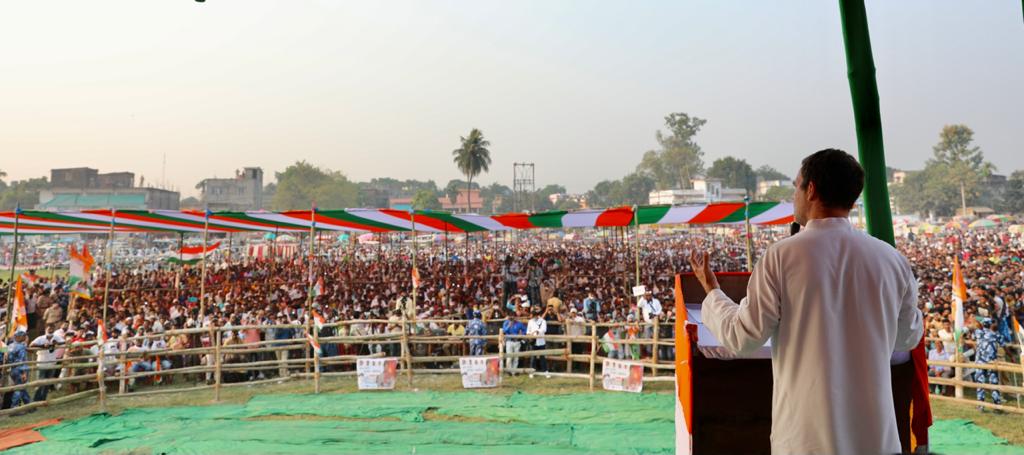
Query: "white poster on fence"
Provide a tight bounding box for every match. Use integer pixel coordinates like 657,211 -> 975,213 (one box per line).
357,357 -> 399,390
459,356 -> 502,388
602,358 -> 644,393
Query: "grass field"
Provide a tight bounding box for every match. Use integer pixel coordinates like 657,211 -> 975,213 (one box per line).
0,374 -> 1020,454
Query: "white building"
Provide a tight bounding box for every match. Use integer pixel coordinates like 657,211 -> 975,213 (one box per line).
648,177 -> 747,205
757,179 -> 792,196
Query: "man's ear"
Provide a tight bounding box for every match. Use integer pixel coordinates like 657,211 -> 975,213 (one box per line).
805,180 -> 818,202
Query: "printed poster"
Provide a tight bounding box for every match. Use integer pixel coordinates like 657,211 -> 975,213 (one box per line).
357,357 -> 399,390
602,358 -> 644,393
459,356 -> 502,388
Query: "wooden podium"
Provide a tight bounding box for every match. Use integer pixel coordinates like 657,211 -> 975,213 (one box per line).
673,272 -> 919,454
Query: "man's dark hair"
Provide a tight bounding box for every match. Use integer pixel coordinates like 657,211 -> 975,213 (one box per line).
798,149 -> 864,209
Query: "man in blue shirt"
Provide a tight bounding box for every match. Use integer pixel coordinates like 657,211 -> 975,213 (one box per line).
466,311 -> 487,356
501,314 -> 526,374
583,291 -> 600,322
7,330 -> 31,409
973,320 -> 1006,408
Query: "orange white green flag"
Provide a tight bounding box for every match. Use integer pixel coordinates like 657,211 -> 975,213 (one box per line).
69,244 -> 96,299
951,257 -> 967,349
8,277 -> 28,337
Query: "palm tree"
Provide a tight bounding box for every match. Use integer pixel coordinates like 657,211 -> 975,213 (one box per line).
451,129 -> 492,212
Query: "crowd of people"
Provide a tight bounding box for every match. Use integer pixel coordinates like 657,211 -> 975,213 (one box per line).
0,225 -> 1022,412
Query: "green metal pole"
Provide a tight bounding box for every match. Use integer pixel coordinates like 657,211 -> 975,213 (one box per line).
839,0 -> 894,247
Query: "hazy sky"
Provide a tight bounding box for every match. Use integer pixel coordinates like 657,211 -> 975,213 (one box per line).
2,1 -> 1021,197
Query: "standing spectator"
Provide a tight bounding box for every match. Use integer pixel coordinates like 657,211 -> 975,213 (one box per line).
502,314 -> 526,374
29,326 -> 63,402
527,307 -> 548,373
527,259 -> 544,308
973,320 -> 1006,410
937,320 -> 955,354
637,289 -> 662,357
501,256 -> 517,306
466,311 -> 487,356
583,291 -> 600,322
565,308 -> 586,355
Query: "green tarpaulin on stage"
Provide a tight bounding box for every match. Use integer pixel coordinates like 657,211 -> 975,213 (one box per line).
5,392 -> 1022,454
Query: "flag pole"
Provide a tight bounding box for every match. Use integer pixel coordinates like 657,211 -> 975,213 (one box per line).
744,196 -> 754,272
634,205 -> 640,287
411,210 -> 418,319
408,209 -> 418,387
305,203 -> 320,393
102,209 -> 116,332
4,203 -> 22,327
198,207 -> 210,323
176,232 -> 184,301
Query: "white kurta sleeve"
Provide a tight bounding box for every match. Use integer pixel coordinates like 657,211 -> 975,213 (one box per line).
701,250 -> 781,356
893,261 -> 923,351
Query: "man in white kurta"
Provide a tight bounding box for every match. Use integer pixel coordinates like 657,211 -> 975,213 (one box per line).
691,149 -> 923,455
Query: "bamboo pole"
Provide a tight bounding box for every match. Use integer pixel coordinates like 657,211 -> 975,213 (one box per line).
198,208 -> 211,321
652,318 -> 659,377
401,315 -> 412,387
3,203 -> 20,327
588,322 -> 597,391
633,205 -> 640,287
175,232 -> 183,301
954,332 -> 964,398
97,341 -> 107,411
213,325 -> 222,402
305,203 -> 320,393
118,353 -> 127,394
101,209 -> 116,332
498,328 -> 505,375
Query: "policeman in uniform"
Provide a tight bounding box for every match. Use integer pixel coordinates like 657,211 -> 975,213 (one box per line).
7,330 -> 31,408
973,320 -> 1006,409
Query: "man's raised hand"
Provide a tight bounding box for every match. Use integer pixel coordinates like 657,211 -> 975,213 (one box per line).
688,249 -> 720,294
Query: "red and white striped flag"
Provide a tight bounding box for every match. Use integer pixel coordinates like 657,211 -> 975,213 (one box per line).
311,309 -> 326,331
411,267 -> 421,288
307,333 -> 321,356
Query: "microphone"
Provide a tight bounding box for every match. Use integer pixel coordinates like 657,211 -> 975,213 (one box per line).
790,222 -> 801,236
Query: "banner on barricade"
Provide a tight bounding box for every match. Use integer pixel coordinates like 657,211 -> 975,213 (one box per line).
459,356 -> 501,389
602,358 -> 644,393
357,357 -> 398,390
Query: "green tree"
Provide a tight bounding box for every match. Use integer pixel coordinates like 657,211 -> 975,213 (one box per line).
0,177 -> 49,210
271,161 -> 358,210
444,179 -> 480,206
891,166 -> 962,217
931,124 -> 994,215
452,128 -> 492,212
707,157 -> 756,195
532,184 -> 567,211
480,183 -> 513,214
636,113 -> 706,189
613,173 -> 656,206
999,171 -> 1024,214
411,189 -> 442,210
586,180 -> 622,209
755,165 -> 790,182
762,185 -> 795,202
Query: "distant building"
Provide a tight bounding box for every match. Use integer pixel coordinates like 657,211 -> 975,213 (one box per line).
38,167 -> 179,210
548,193 -> 587,209
757,179 -> 791,197
649,177 -> 746,205
38,188 -> 179,210
388,189 -> 485,213
196,167 -> 264,211
50,167 -> 136,190
890,171 -> 907,185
